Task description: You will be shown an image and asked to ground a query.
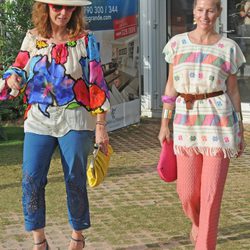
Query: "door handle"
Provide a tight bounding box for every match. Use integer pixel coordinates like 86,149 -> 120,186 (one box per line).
222,30 -> 236,34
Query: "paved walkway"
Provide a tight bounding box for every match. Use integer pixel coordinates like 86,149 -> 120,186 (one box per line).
0,118 -> 250,250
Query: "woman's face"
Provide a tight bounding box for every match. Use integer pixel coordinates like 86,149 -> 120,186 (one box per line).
193,0 -> 221,31
48,4 -> 76,28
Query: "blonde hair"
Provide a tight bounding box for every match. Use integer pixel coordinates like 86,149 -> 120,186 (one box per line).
32,2 -> 87,39
193,0 -> 222,10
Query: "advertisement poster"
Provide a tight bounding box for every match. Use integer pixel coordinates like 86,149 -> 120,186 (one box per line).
84,0 -> 140,131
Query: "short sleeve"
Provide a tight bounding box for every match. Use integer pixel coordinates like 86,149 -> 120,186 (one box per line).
162,37 -> 176,64
229,42 -> 246,74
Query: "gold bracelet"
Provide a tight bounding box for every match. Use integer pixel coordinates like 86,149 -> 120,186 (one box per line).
162,109 -> 174,119
235,112 -> 243,122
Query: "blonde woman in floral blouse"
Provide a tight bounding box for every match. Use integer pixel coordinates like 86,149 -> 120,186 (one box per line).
159,0 -> 246,249
0,0 -> 110,249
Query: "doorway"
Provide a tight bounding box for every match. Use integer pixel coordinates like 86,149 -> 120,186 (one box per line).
221,0 -> 250,121
168,0 -> 194,37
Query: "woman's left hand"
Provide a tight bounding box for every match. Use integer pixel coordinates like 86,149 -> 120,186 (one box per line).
95,124 -> 109,155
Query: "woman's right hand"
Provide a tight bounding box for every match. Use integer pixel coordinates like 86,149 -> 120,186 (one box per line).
6,74 -> 22,90
158,123 -> 171,147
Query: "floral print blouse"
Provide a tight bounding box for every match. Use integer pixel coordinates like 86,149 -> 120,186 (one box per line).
0,31 -> 110,136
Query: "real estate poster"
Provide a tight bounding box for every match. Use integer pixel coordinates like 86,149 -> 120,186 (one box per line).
84,0 -> 140,131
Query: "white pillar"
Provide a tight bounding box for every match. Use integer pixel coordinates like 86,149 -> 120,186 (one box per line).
140,0 -> 167,117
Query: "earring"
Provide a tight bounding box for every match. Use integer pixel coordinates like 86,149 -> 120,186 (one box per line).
193,17 -> 197,25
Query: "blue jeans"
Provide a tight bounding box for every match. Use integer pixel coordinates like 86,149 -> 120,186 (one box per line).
22,130 -> 93,231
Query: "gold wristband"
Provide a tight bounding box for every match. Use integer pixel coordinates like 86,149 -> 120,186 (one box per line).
162,109 -> 174,119
235,112 -> 243,122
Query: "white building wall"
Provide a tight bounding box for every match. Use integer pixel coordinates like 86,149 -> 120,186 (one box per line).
139,0 -> 250,123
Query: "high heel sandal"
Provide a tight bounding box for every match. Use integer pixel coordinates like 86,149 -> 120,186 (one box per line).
70,235 -> 85,249
34,239 -> 50,250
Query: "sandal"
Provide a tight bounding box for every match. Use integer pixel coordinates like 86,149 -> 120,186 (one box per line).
70,235 -> 85,249
34,239 -> 50,250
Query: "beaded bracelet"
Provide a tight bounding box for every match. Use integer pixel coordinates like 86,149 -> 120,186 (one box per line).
162,109 -> 174,119
161,95 -> 177,104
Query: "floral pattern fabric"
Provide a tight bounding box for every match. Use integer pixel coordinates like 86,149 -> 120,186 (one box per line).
1,33 -> 109,116
163,33 -> 246,158
0,31 -> 110,136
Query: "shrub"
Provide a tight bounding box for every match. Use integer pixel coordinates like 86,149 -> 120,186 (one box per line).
0,0 -> 33,121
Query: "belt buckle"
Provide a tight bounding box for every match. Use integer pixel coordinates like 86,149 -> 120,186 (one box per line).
204,93 -> 207,99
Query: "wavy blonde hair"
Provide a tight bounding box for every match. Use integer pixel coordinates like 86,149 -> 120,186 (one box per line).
32,3 -> 87,39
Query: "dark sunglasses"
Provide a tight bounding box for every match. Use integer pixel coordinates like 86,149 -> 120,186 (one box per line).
48,4 -> 76,12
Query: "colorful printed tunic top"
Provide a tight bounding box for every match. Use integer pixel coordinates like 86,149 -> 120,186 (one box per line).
0,31 -> 110,136
163,33 -> 246,158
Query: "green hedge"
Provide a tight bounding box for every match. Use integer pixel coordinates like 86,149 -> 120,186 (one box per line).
0,0 -> 33,121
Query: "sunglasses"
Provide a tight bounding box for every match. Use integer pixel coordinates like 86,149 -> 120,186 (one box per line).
48,4 -> 76,12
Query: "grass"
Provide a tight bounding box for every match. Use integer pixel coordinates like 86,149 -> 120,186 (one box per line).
0,126 -> 69,227
0,127 -> 24,166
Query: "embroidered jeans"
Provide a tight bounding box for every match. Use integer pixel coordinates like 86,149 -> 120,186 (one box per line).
22,130 -> 93,231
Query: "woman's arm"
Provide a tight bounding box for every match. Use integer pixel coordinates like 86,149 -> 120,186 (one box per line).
85,34 -> 110,154
227,74 -> 242,114
227,74 -> 245,156
162,64 -> 178,110
158,64 -> 178,146
95,112 -> 109,155
0,32 -> 33,100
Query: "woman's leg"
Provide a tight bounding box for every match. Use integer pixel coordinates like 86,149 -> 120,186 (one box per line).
32,228 -> 48,250
58,130 -> 93,248
176,154 -> 203,242
22,133 -> 57,248
195,156 -> 229,250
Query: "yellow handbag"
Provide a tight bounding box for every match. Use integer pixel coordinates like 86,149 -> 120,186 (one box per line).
87,144 -> 113,187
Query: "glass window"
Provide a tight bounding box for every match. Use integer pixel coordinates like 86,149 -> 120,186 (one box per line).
228,0 -> 250,103
170,0 -> 194,36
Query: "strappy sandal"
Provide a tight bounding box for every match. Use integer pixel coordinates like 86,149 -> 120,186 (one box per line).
70,235 -> 85,249
34,239 -> 50,250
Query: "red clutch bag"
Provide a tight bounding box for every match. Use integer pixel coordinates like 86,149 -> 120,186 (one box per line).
157,139 -> 177,182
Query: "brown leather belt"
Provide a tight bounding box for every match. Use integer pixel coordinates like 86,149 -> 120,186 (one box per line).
178,91 -> 224,109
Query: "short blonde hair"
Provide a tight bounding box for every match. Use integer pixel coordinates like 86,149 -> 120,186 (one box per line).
32,2 -> 87,39
193,0 -> 222,10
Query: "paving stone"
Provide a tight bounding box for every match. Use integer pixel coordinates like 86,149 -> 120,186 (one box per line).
0,118 -> 250,249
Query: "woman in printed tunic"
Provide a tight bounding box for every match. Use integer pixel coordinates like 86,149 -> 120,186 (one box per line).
0,0 -> 110,249
158,0 -> 246,249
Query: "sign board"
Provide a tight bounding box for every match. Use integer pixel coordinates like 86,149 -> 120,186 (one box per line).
84,0 -> 140,131
85,0 -> 138,31
106,99 -> 140,131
